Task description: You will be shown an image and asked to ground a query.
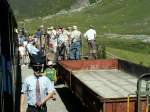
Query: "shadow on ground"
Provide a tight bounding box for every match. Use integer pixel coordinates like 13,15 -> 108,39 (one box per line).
56,86 -> 85,112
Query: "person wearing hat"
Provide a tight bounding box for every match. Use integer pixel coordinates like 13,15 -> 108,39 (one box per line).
84,25 -> 97,59
44,61 -> 57,87
20,63 -> 55,112
44,61 -> 57,100
69,25 -> 82,60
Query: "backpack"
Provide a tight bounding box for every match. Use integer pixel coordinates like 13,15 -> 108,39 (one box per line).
45,68 -> 57,82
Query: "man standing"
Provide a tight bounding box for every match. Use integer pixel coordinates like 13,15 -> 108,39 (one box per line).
20,63 -> 55,112
70,26 -> 82,60
84,25 -> 97,59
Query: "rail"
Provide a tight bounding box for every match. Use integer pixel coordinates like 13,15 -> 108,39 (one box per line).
127,93 -> 136,112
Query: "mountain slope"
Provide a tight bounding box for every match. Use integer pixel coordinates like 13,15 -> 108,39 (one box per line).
9,0 -> 95,19
9,0 -> 75,19
23,0 -> 150,35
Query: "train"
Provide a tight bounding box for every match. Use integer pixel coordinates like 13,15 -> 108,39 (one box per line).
1,1 -> 150,112
0,0 -> 21,112
58,59 -> 150,112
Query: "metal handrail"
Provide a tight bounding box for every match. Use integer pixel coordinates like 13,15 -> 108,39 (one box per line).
137,73 -> 150,112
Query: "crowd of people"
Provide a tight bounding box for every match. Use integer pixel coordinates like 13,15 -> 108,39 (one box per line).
17,25 -> 97,66
18,25 -> 97,112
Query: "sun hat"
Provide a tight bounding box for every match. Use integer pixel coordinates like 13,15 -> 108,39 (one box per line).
48,61 -> 53,66
90,25 -> 94,28
72,25 -> 77,30
40,25 -> 44,28
50,26 -> 54,30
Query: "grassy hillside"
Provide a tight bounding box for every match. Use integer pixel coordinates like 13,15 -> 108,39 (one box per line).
9,0 -> 74,19
23,0 -> 150,35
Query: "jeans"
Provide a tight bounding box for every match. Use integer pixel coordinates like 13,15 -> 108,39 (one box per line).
69,41 -> 81,60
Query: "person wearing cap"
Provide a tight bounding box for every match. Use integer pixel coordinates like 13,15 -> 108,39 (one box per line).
34,25 -> 45,49
18,43 -> 26,65
44,61 -> 57,100
44,61 -> 57,87
49,26 -> 57,53
45,27 -> 51,49
84,25 -> 97,59
26,40 -> 40,56
26,37 -> 45,68
69,25 -> 82,60
20,63 -> 55,112
18,30 -> 26,45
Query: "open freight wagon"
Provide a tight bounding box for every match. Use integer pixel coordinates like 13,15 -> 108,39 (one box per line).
58,59 -> 150,112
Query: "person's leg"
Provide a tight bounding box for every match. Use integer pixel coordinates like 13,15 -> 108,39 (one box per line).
75,42 -> 81,60
91,40 -> 97,59
60,45 -> 66,60
26,105 -> 47,112
88,40 -> 92,59
41,106 -> 47,112
26,106 -> 37,112
54,47 -> 60,62
65,43 -> 70,60
69,43 -> 76,60
28,54 -> 33,68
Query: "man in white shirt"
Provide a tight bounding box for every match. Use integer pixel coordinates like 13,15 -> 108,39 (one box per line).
20,63 -> 55,112
84,25 -> 97,59
70,26 -> 82,60
26,41 -> 39,55
26,39 -> 44,67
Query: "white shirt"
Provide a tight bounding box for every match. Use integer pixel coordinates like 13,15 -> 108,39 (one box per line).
63,30 -> 70,43
84,29 -> 96,40
57,33 -> 65,47
26,43 -> 39,55
19,46 -> 26,56
71,30 -> 81,43
23,41 -> 28,47
21,75 -> 55,106
50,30 -> 57,46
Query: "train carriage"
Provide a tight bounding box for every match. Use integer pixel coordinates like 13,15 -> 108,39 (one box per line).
0,0 -> 21,112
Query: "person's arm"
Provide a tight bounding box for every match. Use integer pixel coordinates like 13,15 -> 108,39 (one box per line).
94,30 -> 96,40
20,80 -> 27,112
20,93 -> 25,112
41,91 -> 55,105
55,70 -> 57,82
42,78 -> 56,104
43,69 -> 47,76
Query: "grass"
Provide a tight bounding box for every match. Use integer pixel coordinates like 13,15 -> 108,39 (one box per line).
106,47 -> 150,67
10,0 -> 74,19
22,0 -> 150,35
97,37 -> 150,55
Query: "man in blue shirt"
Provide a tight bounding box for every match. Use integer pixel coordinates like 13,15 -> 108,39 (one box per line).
20,63 -> 55,112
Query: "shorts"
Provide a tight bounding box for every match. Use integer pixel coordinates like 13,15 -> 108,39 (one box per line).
88,40 -> 96,49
